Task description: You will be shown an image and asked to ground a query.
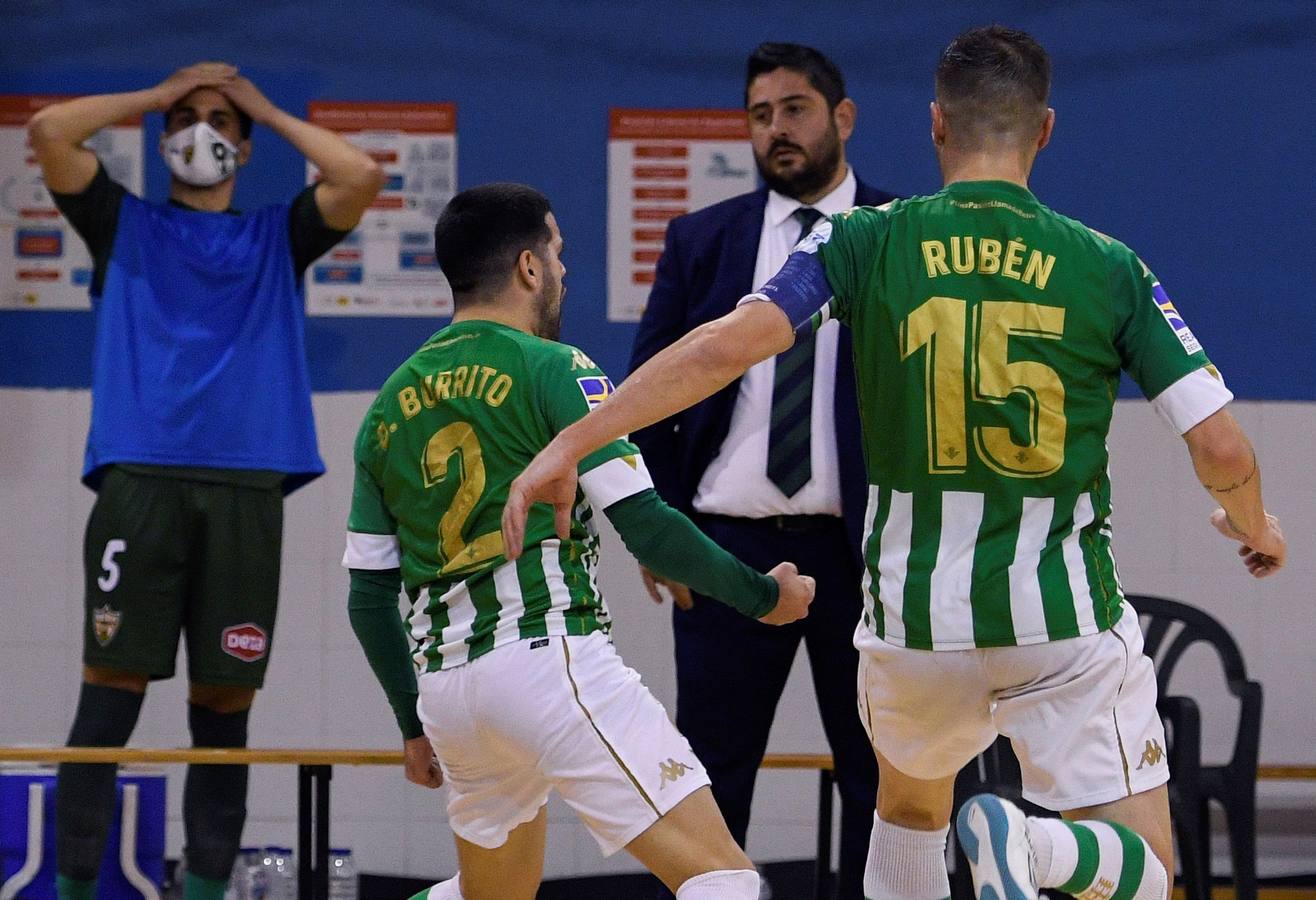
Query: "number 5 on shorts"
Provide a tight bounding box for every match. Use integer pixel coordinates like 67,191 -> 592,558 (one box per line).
98,538 -> 127,592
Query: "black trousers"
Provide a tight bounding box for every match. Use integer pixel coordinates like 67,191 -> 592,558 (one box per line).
663,514 -> 877,899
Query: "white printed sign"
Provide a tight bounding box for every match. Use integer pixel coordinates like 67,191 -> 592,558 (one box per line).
305,101 -> 457,316
0,94 -> 143,310
606,108 -> 756,322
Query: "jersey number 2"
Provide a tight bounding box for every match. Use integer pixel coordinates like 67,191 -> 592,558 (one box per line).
423,422 -> 504,575
901,297 -> 1066,478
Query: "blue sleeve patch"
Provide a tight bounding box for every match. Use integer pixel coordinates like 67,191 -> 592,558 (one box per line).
757,249 -> 834,334
1152,282 -> 1202,355
576,375 -> 615,408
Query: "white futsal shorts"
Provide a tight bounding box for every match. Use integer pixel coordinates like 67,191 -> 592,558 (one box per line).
856,601 -> 1169,810
416,631 -> 710,855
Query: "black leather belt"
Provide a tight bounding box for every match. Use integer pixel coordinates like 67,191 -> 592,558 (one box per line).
704,513 -> 842,533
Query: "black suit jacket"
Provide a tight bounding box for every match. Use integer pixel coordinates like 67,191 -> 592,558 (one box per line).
629,179 -> 897,565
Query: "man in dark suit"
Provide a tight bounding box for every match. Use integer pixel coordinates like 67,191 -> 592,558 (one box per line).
629,43 -> 897,899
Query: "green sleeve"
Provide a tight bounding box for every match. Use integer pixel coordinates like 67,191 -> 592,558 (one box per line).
603,489 -> 779,619
1111,251 -> 1218,400
539,346 -> 641,476
815,204 -> 891,326
347,403 -> 397,537
347,568 -> 423,740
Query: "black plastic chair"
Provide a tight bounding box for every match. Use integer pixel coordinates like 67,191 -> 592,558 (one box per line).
1128,593 -> 1263,900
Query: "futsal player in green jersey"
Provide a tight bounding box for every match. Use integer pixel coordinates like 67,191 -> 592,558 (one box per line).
505,26 -> 1285,900
343,183 -> 814,900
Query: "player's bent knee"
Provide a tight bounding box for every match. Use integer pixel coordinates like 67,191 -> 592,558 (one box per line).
83,665 -> 148,693
875,795 -> 951,831
188,682 -> 256,713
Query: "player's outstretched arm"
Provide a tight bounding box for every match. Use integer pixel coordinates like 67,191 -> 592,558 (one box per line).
220,76 -> 385,230
1183,407 -> 1286,577
29,62 -> 238,193
604,488 -> 814,624
502,301 -> 794,557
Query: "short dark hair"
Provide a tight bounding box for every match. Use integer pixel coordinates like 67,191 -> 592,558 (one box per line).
935,25 -> 1050,141
433,183 -> 553,303
745,42 -> 847,110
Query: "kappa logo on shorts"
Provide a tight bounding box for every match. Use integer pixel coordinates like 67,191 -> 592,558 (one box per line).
1136,738 -> 1165,770
657,757 -> 694,790
221,623 -> 269,663
93,604 -> 122,647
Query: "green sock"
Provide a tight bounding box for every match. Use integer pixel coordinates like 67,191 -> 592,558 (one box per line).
55,874 -> 98,900
183,870 -> 230,900
1027,817 -> 1168,900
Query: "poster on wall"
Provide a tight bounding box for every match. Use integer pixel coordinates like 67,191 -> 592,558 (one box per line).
305,100 -> 457,316
0,95 -> 143,310
606,108 -> 755,322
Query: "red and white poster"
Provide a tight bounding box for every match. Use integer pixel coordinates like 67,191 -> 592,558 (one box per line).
305,100 -> 456,316
606,108 -> 755,322
0,95 -> 143,310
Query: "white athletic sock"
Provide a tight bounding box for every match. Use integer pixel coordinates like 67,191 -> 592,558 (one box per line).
418,874 -> 463,900
1025,817 -> 1167,900
864,812 -> 950,899
675,868 -> 761,899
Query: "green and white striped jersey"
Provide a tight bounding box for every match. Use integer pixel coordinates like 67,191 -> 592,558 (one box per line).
756,180 -> 1232,650
344,319 -> 652,671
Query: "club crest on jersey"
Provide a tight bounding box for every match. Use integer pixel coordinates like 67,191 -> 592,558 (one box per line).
93,604 -> 121,647
1152,283 -> 1201,355
221,623 -> 268,663
576,376 -> 614,409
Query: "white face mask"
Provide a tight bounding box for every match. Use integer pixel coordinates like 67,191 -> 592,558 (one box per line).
161,122 -> 240,187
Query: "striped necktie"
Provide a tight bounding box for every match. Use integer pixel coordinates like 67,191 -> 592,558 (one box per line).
766,207 -> 824,498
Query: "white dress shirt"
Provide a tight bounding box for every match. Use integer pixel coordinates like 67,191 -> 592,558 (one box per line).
692,168 -> 856,518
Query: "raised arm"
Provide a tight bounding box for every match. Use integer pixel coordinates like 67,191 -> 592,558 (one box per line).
29,62 -> 238,193
219,76 -> 384,230
1183,407 -> 1285,577
502,300 -> 793,552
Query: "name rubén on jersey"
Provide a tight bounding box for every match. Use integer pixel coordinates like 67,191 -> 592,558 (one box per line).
921,235 -> 1056,290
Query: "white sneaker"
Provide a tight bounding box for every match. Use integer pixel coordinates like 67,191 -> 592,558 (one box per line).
955,794 -> 1038,900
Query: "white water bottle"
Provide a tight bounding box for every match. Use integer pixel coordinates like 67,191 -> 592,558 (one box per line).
256,849 -> 278,900
327,849 -> 357,900
270,847 -> 297,900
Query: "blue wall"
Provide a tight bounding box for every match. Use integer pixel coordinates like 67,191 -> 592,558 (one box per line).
3,1 -> 1313,397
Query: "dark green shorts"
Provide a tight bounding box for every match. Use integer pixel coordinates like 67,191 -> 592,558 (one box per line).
82,466 -> 284,688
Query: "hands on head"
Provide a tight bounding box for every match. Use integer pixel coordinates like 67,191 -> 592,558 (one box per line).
1210,508 -> 1286,578
152,62 -> 277,124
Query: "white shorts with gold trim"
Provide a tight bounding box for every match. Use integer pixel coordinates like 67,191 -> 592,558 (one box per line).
856,601 -> 1169,810
417,631 -> 709,855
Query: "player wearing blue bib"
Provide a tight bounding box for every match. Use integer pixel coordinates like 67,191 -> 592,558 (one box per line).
29,63 -> 385,900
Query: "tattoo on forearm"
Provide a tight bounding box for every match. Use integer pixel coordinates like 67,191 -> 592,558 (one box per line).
1204,451 -> 1257,494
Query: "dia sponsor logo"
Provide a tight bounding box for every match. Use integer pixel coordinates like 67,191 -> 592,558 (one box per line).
221,623 -> 268,662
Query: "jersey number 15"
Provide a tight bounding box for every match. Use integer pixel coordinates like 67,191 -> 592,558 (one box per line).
901,297 -> 1067,478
